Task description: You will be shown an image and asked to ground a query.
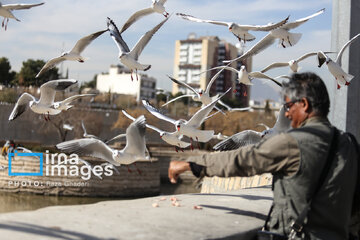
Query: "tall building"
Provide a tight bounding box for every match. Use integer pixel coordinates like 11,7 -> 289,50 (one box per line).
172,33 -> 251,106
96,65 -> 156,102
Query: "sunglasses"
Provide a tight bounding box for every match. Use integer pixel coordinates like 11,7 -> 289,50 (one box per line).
283,99 -> 301,112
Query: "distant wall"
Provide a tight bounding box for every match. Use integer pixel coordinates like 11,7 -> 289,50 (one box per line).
0,103 -> 163,147
0,155 -> 160,197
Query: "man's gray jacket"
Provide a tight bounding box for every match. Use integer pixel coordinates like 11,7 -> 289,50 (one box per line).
187,117 -> 358,239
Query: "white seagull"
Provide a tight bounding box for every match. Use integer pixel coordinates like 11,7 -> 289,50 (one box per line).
8,79 -> 93,121
261,51 -> 334,73
224,9 -> 325,64
142,88 -> 231,149
36,29 -> 108,78
56,115 -> 148,167
317,33 -> 360,89
166,71 -> 251,112
213,106 -> 291,151
202,65 -> 282,87
107,16 -> 169,81
120,0 -> 169,33
122,110 -> 190,152
163,68 -> 229,113
176,13 -> 289,43
0,1 -> 44,30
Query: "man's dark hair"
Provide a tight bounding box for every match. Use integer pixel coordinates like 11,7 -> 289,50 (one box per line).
281,72 -> 330,117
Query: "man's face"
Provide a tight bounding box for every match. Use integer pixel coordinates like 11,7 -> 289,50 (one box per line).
284,96 -> 307,128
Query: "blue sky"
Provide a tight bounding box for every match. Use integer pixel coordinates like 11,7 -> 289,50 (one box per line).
0,0 -> 333,102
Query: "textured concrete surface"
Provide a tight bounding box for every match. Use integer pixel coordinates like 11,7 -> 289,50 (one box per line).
0,187 -> 272,240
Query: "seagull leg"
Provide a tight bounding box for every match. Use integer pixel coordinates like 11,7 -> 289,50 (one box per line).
281,39 -> 286,48
175,146 -> 178,153
337,83 -> 341,89
345,81 -> 350,86
5,18 -> 9,31
134,163 -> 142,175
196,137 -> 200,150
47,112 -> 51,121
287,36 -> 292,46
136,69 -> 138,81
126,166 -> 132,173
190,138 -> 194,151
2,18 -> 5,28
131,70 -> 134,81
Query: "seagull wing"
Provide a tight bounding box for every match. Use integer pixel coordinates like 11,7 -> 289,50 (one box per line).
36,56 -> 66,78
58,94 -> 95,106
336,33 -> 360,65
129,16 -> 170,60
39,79 -> 77,105
317,51 -> 327,68
205,67 -> 226,94
81,120 -> 88,136
122,109 -> 162,134
142,100 -> 177,125
224,33 -> 276,64
187,88 -> 231,128
249,72 -> 282,87
107,17 -> 130,54
70,29 -> 108,54
120,8 -> 154,33
105,134 -> 127,144
3,2 -> 44,10
282,8 -> 325,30
162,94 -> 195,107
167,75 -> 199,96
213,130 -> 262,151
260,62 -> 289,73
239,16 -> 289,31
8,93 -> 35,121
176,13 -> 229,27
123,115 -> 146,156
56,138 -> 116,164
272,105 -> 291,133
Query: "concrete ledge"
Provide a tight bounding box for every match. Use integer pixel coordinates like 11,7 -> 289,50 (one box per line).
0,187 -> 272,240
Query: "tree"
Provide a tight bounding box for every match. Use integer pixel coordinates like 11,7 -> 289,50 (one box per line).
15,59 -> 59,87
0,57 -> 16,86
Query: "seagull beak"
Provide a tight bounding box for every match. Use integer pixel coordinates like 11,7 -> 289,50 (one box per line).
160,135 -> 162,138
177,126 -> 180,131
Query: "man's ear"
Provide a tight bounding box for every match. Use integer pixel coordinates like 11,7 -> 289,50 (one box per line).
301,97 -> 311,112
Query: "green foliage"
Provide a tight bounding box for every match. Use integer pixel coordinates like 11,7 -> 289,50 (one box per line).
0,88 -> 17,103
0,57 -> 16,86
81,74 -> 97,90
15,59 -> 59,87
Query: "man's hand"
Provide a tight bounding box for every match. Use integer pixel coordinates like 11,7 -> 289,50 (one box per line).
168,161 -> 191,184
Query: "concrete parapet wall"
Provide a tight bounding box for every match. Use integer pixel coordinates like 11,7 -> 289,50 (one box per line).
0,155 -> 160,197
201,174 -> 272,193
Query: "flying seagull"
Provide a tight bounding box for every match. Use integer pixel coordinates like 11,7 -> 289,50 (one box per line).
201,65 -> 282,87
164,68 -> 229,113
56,115 -> 148,168
213,106 -> 291,151
120,0 -> 169,33
176,13 -> 289,43
122,110 -> 190,152
36,29 -> 108,78
107,16 -> 169,81
81,120 -> 99,139
142,88 -> 231,149
261,51 -> 335,73
224,9 -> 325,64
0,1 -> 44,30
9,79 -> 93,121
317,33 -> 360,89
